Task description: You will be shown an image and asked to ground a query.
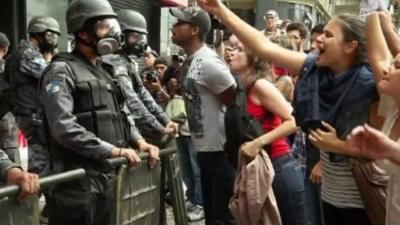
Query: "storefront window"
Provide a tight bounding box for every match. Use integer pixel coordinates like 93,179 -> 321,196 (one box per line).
26,0 -> 69,51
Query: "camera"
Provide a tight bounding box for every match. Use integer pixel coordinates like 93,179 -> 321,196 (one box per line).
142,68 -> 159,82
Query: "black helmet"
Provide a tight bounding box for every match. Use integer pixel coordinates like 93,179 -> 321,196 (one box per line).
28,16 -> 60,34
117,9 -> 147,34
66,0 -> 117,34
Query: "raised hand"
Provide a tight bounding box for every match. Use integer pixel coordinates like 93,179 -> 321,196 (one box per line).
196,0 -> 224,15
377,11 -> 393,31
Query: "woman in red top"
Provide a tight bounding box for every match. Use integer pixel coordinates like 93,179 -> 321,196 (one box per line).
228,39 -> 306,225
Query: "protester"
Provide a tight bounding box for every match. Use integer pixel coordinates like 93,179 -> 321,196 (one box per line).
309,24 -> 325,53
227,39 -> 303,225
286,22 -> 308,52
262,10 -> 283,39
165,76 -> 204,221
343,12 -> 400,225
143,49 -> 159,68
170,6 -> 237,225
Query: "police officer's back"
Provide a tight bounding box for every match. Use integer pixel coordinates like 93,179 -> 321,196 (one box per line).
39,0 -> 145,224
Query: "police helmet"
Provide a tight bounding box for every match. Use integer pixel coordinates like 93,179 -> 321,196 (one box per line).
28,16 -> 60,34
117,9 -> 148,34
66,0 -> 117,34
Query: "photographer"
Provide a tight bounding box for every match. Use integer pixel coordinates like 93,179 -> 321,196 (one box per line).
143,57 -> 171,108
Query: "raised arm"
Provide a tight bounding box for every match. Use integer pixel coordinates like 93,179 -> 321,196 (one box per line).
197,0 -> 307,75
379,11 -> 400,57
366,13 -> 391,82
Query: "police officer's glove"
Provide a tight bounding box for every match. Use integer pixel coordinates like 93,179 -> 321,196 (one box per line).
6,168 -> 39,202
111,147 -> 141,167
136,139 -> 160,169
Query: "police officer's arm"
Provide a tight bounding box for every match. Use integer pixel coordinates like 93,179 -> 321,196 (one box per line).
20,48 -> 48,79
137,85 -> 171,126
0,150 -> 20,181
118,74 -> 165,136
0,150 -> 39,201
125,112 -> 159,168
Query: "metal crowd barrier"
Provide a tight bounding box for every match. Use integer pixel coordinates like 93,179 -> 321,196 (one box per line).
107,147 -> 188,225
0,169 -> 86,225
0,147 -> 188,225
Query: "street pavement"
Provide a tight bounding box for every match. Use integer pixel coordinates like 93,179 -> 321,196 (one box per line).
166,205 -> 205,225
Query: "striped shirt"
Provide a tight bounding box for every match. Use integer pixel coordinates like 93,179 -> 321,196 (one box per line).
321,151 -> 364,209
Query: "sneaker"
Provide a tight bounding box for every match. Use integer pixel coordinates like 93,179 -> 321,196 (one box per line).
185,200 -> 196,212
187,205 -> 205,222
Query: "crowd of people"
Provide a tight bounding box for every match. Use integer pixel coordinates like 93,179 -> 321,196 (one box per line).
0,0 -> 400,225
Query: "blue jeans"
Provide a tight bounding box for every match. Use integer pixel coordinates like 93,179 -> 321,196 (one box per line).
272,153 -> 306,225
304,170 -> 324,225
198,151 -> 236,225
176,135 -> 203,206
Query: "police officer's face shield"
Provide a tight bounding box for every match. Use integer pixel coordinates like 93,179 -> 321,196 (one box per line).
93,18 -> 122,55
123,31 -> 148,57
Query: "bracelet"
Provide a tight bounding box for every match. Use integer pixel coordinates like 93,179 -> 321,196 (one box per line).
118,148 -> 123,157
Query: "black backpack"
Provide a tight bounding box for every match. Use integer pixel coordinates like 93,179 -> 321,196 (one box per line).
224,77 -> 270,167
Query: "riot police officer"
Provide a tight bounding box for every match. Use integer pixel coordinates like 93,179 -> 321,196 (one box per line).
0,33 -> 18,164
102,9 -> 178,140
39,0 -> 159,224
4,16 -> 60,174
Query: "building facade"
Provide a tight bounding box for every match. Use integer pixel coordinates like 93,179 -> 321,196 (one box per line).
228,0 -> 334,30
0,0 -> 187,54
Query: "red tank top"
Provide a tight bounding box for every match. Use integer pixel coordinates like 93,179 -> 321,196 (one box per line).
246,93 -> 290,158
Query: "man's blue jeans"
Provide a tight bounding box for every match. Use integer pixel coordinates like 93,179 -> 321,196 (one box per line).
176,135 -> 203,206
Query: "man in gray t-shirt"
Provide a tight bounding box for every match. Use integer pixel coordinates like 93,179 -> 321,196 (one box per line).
171,7 -> 237,225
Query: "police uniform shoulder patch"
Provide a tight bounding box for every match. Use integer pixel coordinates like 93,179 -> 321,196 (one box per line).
45,79 -> 62,96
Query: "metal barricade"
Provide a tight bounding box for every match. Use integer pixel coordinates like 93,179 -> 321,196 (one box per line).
0,146 -> 188,225
107,147 -> 188,225
0,169 -> 86,225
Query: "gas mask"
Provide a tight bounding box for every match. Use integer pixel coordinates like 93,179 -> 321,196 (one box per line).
123,31 -> 147,57
38,31 -> 59,53
92,18 -> 122,55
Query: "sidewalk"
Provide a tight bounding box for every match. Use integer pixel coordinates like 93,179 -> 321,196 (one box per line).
166,205 -> 205,225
